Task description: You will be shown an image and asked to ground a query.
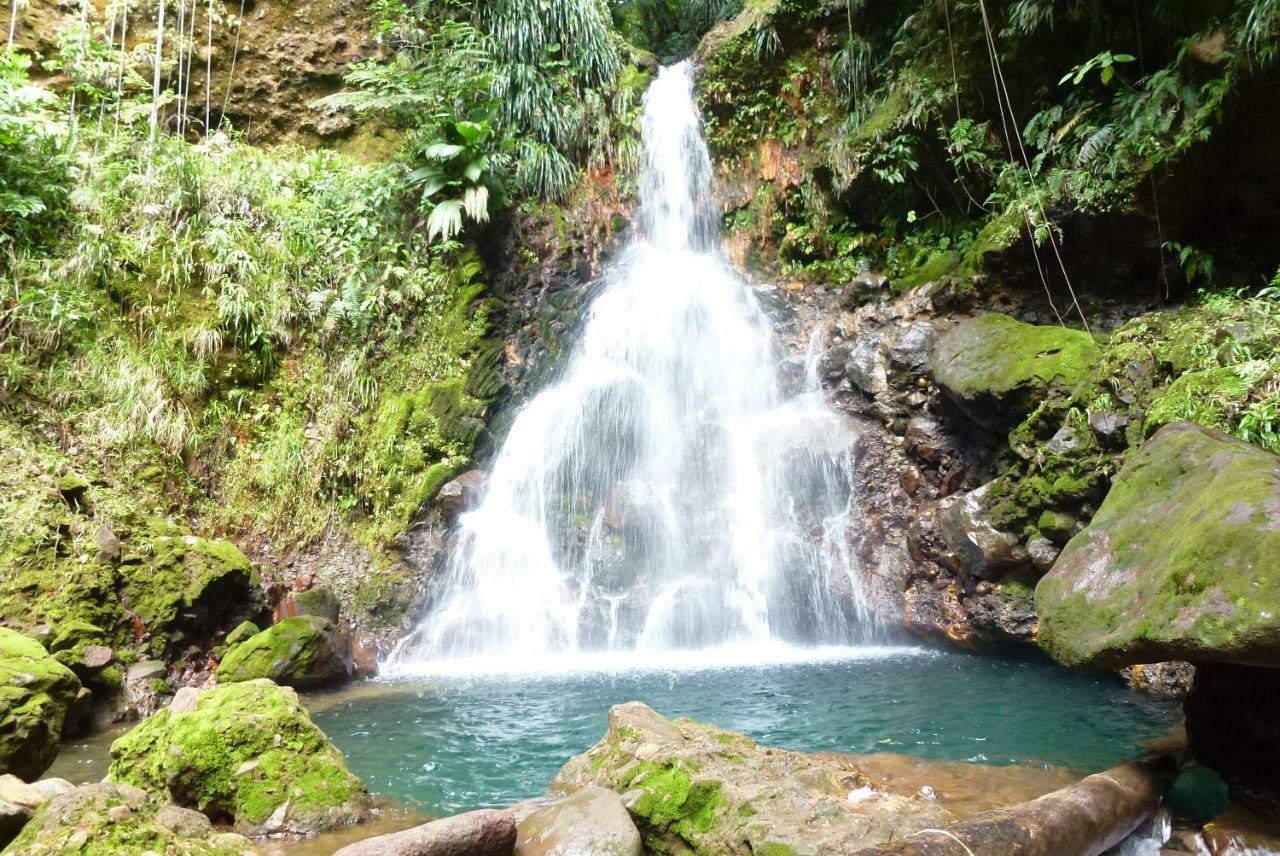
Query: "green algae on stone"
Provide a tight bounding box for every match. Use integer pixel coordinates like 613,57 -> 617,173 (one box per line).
931,313 -> 1101,432
552,701 -> 947,854
1036,422 -> 1280,669
0,627 -> 82,781
216,615 -> 351,689
2,781 -> 261,856
108,679 -> 369,837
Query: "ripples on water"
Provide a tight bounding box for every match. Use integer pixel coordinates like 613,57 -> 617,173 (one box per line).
310,649 -> 1179,816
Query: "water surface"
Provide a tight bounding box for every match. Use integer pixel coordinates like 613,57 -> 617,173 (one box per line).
311,648 -> 1179,816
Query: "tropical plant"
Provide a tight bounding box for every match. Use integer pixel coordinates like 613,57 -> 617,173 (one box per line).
0,51 -> 72,250
407,118 -> 504,243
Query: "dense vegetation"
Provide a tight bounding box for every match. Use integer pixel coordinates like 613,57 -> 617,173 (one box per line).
2,0 -> 1279,636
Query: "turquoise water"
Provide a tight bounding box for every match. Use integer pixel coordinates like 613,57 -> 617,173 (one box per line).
310,647 -> 1179,816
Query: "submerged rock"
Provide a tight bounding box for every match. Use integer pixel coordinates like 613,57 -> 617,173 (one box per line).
2,781 -> 260,855
333,808 -> 516,856
1037,422 -> 1280,669
107,679 -> 370,837
516,786 -> 642,856
216,615 -> 352,689
930,313 -> 1100,432
0,628 -> 81,781
552,702 -> 948,855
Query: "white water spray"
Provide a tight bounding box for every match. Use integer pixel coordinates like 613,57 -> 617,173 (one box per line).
390,63 -> 877,673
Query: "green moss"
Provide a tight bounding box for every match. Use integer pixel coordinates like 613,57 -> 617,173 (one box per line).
1145,366 -> 1253,436
1037,423 -> 1280,668
621,759 -> 725,843
0,627 -> 82,780
108,679 -> 367,832
216,615 -> 336,689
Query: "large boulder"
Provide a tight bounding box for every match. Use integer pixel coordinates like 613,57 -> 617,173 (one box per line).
2,781 -> 260,855
516,786 -> 642,856
333,809 -> 516,856
1036,422 -> 1280,669
930,313 -> 1100,432
0,628 -> 81,781
107,679 -> 370,837
216,615 -> 352,689
552,702 -> 948,855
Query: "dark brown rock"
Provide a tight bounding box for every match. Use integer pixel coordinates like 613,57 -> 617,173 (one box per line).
436,470 -> 489,521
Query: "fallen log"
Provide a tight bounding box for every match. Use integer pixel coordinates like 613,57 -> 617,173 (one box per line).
857,755 -> 1178,856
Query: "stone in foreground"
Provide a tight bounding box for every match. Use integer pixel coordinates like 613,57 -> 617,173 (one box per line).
2,781 -> 260,855
107,679 -> 370,837
930,313 -> 1100,432
0,774 -> 46,848
216,615 -> 352,689
553,702 -> 949,855
333,808 -> 516,856
0,628 -> 81,782
1037,422 -> 1280,669
516,786 -> 642,856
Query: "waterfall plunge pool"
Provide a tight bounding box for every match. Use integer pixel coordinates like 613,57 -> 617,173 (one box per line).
306,647 -> 1179,818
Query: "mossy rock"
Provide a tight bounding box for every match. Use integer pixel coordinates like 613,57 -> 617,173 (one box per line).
930,313 -> 1101,432
553,702 -> 947,853
107,679 -> 370,837
216,616 -> 351,690
0,627 -> 82,781
3,780 -> 261,855
1037,422 -> 1280,669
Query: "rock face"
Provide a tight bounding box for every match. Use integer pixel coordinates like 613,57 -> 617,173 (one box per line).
930,313 -> 1100,432
2,781 -> 260,855
333,809 -> 517,856
516,786 -> 642,856
216,615 -> 352,689
107,679 -> 370,837
0,628 -> 81,781
1036,422 -> 1280,669
552,702 -> 949,855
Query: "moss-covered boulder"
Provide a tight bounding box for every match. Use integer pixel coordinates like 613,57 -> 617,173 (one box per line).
552,702 -> 948,855
216,616 -> 352,690
2,781 -> 260,855
930,313 -> 1100,432
1037,422 -> 1280,669
107,679 -> 370,837
0,628 -> 81,781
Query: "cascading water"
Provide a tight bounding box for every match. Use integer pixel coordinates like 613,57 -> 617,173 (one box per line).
390,62 -> 879,673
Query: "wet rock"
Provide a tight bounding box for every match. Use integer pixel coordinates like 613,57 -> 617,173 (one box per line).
843,272 -> 891,308
216,615 -> 353,689
0,774 -> 46,847
108,679 -> 371,837
1035,509 -> 1078,546
846,334 -> 888,398
553,702 -> 949,854
886,321 -> 938,383
6,781 -> 261,855
1121,662 -> 1195,698
1037,423 -> 1280,669
333,809 -> 517,856
1026,536 -> 1059,574
436,470 -> 489,522
516,786 -> 641,856
28,778 -> 74,801
223,621 -> 261,648
930,313 -> 1100,432
939,486 -> 1029,580
0,628 -> 81,781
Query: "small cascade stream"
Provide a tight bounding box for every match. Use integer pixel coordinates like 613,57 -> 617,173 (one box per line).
390,62 -> 877,672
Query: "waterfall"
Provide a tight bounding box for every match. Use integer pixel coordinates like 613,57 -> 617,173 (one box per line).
389,62 -> 878,674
